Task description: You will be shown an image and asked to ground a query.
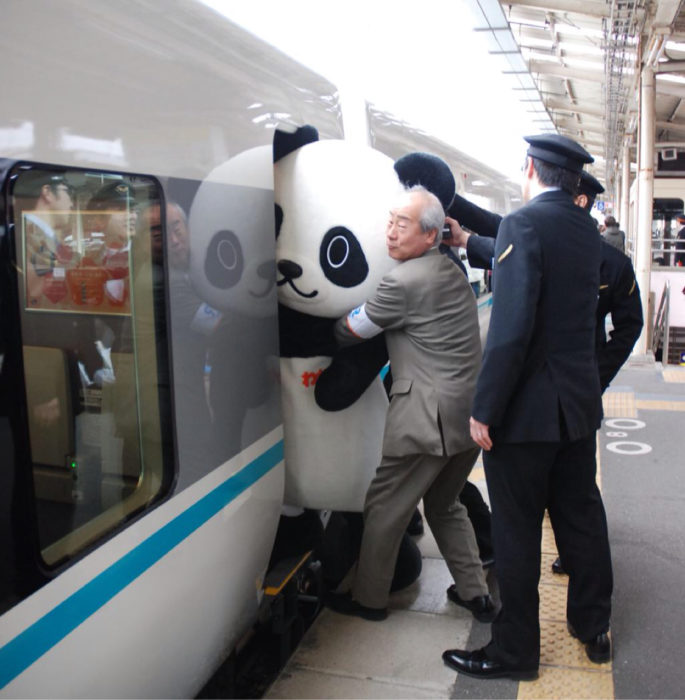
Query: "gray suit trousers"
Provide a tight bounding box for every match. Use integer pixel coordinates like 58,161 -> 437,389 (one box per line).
352,447 -> 488,609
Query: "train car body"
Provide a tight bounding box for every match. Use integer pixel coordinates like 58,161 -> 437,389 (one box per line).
0,1 -> 342,697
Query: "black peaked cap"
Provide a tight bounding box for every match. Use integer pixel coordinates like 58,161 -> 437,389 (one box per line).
578,170 -> 605,196
525,133 -> 593,173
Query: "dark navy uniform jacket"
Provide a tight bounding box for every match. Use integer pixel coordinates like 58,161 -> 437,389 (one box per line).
469,190 -> 603,443
449,193 -> 643,392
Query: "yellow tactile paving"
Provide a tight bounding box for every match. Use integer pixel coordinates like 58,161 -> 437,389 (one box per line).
636,399 -> 685,411
663,367 -> 685,383
517,445 -> 613,700
539,620 -> 609,670
541,523 -> 558,555
602,391 -> 637,417
519,666 -> 613,700
540,552 -> 567,588
538,582 -> 568,622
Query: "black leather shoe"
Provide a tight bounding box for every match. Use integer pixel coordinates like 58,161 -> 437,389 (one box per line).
442,647 -> 538,680
325,592 -> 388,621
446,585 -> 497,622
567,623 -> 611,663
551,557 -> 566,575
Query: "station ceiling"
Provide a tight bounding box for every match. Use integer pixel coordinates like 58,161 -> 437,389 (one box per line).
469,0 -> 685,192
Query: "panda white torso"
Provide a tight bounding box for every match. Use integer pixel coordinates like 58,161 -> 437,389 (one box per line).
280,355 -> 388,510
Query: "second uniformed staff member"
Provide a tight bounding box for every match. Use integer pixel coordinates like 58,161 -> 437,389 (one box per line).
326,186 -> 494,622
443,135 -> 613,680
445,169 -> 643,577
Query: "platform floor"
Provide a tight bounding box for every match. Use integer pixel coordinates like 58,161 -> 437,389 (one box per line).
265,357 -> 685,699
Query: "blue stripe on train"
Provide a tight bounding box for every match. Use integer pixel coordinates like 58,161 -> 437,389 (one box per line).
0,440 -> 284,689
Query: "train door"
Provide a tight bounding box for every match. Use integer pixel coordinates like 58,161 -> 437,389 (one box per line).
0,162 -> 175,604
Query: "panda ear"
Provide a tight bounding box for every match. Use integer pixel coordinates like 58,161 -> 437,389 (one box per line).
394,152 -> 456,211
273,125 -> 320,163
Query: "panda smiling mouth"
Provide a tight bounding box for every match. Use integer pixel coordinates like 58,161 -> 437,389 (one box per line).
277,277 -> 318,298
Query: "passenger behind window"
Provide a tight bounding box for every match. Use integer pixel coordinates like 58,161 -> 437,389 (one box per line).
82,181 -> 138,309
16,171 -> 77,308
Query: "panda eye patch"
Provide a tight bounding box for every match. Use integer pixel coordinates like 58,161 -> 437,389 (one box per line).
275,203 -> 283,240
326,235 -> 350,269
204,229 -> 244,289
319,226 -> 368,288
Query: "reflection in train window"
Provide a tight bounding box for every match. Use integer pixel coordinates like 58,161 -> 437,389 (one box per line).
9,164 -> 173,567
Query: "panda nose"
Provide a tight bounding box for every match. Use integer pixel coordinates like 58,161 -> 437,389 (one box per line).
277,260 -> 302,281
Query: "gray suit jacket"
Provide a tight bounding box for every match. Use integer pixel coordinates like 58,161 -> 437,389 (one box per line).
336,248 -> 481,457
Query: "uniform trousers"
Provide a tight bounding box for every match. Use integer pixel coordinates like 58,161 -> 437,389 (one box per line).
483,433 -> 613,671
352,447 -> 488,609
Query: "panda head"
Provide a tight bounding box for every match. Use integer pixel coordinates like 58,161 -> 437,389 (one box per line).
274,128 -> 457,319
274,132 -> 404,318
189,145 -> 277,318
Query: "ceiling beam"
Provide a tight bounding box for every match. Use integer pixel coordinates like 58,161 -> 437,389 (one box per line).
656,81 -> 685,99
504,0 -> 610,19
544,96 -> 605,118
553,118 -> 606,135
528,58 -> 605,83
656,120 -> 685,135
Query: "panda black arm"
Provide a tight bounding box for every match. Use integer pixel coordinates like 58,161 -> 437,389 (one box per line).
314,334 -> 388,411
448,193 -> 502,239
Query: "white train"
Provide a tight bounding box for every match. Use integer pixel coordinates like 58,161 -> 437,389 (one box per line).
0,2 -> 517,697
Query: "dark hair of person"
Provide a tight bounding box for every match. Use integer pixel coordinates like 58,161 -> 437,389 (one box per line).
531,157 -> 580,195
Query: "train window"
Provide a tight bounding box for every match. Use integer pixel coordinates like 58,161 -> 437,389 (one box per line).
8,164 -> 173,567
652,198 -> 684,267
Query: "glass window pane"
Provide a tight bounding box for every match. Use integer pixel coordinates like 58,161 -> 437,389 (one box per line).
10,165 -> 172,567
652,197 -> 684,268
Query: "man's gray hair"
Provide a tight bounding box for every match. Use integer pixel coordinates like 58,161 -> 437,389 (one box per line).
406,184 -> 445,233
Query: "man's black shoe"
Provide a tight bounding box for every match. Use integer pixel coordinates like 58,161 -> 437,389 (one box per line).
325,592 -> 388,621
446,585 -> 497,622
407,508 -> 424,536
551,557 -> 566,575
567,623 -> 611,663
442,647 -> 538,680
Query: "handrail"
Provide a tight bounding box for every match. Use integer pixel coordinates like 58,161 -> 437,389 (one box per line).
652,279 -> 671,361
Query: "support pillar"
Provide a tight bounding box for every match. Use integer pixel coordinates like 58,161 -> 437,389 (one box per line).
634,66 -> 655,354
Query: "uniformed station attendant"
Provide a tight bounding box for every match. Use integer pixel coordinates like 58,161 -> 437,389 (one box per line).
442,134 -> 614,680
446,170 -> 643,394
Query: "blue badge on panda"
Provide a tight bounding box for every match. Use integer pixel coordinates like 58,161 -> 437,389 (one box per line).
190,302 -> 223,336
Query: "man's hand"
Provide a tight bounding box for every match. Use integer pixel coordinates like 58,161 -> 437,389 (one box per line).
470,416 -> 492,451
443,216 -> 470,248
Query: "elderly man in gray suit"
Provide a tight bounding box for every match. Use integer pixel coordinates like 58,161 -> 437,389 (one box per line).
326,185 -> 494,622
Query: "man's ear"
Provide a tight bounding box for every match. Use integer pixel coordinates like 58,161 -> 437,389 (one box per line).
525,156 -> 535,177
426,228 -> 438,248
575,194 -> 589,209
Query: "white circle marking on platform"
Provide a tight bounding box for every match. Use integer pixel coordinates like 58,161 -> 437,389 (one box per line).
604,418 -> 646,430
606,441 -> 652,455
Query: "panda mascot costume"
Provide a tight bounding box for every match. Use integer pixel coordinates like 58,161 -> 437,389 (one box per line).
189,127 -> 458,592
273,126 -> 459,591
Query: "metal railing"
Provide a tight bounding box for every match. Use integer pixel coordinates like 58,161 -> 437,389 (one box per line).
652,279 -> 670,360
